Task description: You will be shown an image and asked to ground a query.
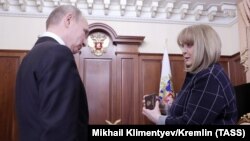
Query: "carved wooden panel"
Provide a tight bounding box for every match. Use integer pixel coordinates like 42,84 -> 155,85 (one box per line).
116,54 -> 139,124
79,45 -> 116,124
169,55 -> 185,93
228,54 -> 246,86
84,59 -> 113,124
0,50 -> 26,141
78,23 -> 144,125
138,54 -> 162,124
219,57 -> 230,77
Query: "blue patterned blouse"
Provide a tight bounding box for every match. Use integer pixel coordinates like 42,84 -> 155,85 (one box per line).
159,63 -> 238,125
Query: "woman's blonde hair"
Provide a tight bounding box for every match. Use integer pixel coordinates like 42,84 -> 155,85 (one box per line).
177,24 -> 221,73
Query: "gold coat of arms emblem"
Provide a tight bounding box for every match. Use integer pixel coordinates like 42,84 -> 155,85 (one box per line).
87,32 -> 110,56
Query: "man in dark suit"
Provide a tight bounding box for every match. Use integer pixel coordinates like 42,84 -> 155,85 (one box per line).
15,5 -> 89,141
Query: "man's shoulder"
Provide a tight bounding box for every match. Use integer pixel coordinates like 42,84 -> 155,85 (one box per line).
32,39 -> 71,57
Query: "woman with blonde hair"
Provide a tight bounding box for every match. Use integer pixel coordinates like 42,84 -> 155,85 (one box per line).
143,24 -> 238,125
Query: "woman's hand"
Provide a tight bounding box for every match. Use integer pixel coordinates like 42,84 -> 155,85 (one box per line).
142,100 -> 161,124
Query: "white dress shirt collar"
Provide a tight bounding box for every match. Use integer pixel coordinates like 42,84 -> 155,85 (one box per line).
39,32 -> 66,46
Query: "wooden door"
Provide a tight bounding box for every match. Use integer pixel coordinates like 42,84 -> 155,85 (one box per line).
76,23 -> 144,124
79,45 -> 117,124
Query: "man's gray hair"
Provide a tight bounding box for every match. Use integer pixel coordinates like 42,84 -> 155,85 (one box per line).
46,5 -> 82,29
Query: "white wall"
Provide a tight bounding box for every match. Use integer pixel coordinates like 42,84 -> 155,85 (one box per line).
0,16 -> 240,56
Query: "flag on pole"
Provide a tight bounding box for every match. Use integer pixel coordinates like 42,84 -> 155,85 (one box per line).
159,48 -> 175,115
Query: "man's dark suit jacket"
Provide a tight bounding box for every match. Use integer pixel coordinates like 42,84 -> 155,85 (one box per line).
16,37 -> 89,141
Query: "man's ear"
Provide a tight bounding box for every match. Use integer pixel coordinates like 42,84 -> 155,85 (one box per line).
64,13 -> 73,28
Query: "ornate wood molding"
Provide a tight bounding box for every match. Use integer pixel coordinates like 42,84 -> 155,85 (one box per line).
88,23 -> 145,54
89,23 -> 145,45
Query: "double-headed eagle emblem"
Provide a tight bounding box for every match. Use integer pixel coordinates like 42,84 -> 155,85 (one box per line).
87,32 -> 110,56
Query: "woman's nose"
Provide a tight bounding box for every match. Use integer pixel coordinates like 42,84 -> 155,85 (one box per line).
181,47 -> 187,53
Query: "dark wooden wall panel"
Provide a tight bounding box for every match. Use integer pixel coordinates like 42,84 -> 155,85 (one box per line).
169,55 -> 186,93
117,54 -> 139,124
79,43 -> 117,125
138,54 -> 162,124
120,58 -> 135,124
0,57 -> 18,141
228,54 -> 246,86
83,59 -> 113,124
219,57 -> 230,77
0,50 -> 27,141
